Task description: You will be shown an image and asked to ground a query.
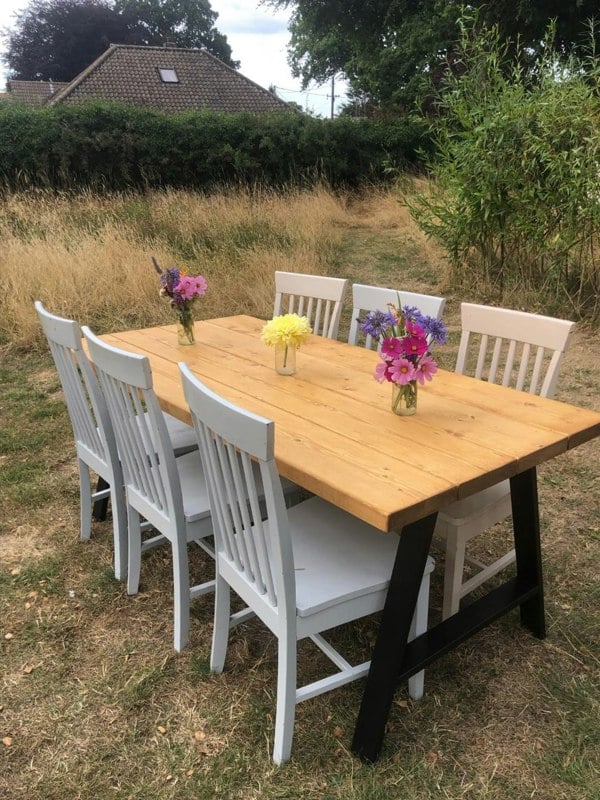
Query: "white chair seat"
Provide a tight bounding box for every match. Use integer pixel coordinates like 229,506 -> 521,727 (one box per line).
164,412 -> 198,456
287,497 -> 408,617
176,450 -> 211,524
438,481 -> 510,524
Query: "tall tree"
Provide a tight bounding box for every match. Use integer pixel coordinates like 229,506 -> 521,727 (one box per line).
3,0 -> 136,81
113,0 -> 238,66
266,0 -> 599,113
2,0 -> 236,82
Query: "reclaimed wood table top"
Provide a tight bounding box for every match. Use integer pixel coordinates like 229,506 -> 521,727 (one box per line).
101,315 -> 600,533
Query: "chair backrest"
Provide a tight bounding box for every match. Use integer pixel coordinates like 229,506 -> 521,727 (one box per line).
273,271 -> 348,339
83,327 -> 184,534
456,303 -> 576,398
180,363 -> 294,621
348,283 -> 447,349
34,301 -> 119,475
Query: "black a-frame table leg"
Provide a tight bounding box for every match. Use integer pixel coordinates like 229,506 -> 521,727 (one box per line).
351,466 -> 546,764
351,512 -> 437,764
510,467 -> 545,639
92,476 -> 110,521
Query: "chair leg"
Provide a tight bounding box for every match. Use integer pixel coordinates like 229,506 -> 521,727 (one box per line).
442,528 -> 466,620
172,536 -> 191,652
408,567 -> 431,701
272,631 -> 297,765
78,459 -> 92,541
110,486 -> 128,582
210,575 -> 231,673
127,508 -> 142,596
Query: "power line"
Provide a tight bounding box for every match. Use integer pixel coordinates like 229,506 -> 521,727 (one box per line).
272,85 -> 333,98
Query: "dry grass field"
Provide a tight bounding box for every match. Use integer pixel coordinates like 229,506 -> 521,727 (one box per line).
1,186 -> 598,799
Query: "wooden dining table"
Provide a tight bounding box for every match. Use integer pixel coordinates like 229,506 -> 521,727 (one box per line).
101,314 -> 600,762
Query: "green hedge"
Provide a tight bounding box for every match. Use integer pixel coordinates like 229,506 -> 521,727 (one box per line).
0,101 -> 432,192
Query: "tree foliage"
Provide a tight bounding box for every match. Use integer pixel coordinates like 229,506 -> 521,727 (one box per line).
2,0 -> 236,82
113,0 -> 237,64
267,0 -> 600,113
409,19 -> 600,320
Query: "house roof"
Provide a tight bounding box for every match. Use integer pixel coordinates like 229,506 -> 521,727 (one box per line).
47,44 -> 290,114
5,80 -> 69,106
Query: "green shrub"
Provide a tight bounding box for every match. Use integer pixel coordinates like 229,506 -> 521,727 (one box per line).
0,102 -> 431,192
409,18 -> 600,321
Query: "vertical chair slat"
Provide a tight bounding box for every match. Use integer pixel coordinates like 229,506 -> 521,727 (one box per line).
475,333 -> 488,379
489,337 -> 503,384
503,340 -> 517,387
516,342 -> 531,391
530,347 -> 545,396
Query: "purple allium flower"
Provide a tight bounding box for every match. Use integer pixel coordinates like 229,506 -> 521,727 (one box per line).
359,310 -> 396,339
421,316 -> 448,345
160,267 -> 181,295
402,306 -> 426,326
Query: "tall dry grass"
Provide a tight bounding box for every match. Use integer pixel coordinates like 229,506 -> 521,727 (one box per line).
0,186 -> 352,350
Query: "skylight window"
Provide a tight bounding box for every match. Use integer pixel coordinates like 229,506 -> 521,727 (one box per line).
158,67 -> 179,83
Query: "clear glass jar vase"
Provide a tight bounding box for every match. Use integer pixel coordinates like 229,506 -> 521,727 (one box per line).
391,380 -> 417,415
177,306 -> 195,345
275,344 -> 296,375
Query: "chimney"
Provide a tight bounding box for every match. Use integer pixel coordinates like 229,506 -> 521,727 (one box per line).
164,40 -> 176,48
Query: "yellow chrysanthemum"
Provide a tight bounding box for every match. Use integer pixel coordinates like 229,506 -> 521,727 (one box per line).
261,314 -> 312,348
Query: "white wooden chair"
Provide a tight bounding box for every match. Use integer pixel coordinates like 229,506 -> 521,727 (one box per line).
82,326 -> 216,652
435,303 -> 576,619
35,301 -> 129,581
35,303 -> 199,579
180,363 -> 434,764
348,283 -> 446,349
273,271 -> 348,339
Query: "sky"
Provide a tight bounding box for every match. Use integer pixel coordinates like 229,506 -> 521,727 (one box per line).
0,0 -> 348,117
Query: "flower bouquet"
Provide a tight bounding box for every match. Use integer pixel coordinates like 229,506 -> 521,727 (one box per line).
154,259 -> 207,345
359,303 -> 447,415
261,313 -> 312,375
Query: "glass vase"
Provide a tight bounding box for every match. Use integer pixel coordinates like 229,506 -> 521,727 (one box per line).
391,380 -> 417,416
177,306 -> 195,345
275,344 -> 296,375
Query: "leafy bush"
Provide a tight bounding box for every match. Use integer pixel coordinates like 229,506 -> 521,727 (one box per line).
409,18 -> 600,320
0,102 -> 432,192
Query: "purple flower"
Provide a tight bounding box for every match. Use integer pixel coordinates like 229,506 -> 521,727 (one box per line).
421,316 -> 448,345
160,267 -> 181,295
359,310 -> 396,339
